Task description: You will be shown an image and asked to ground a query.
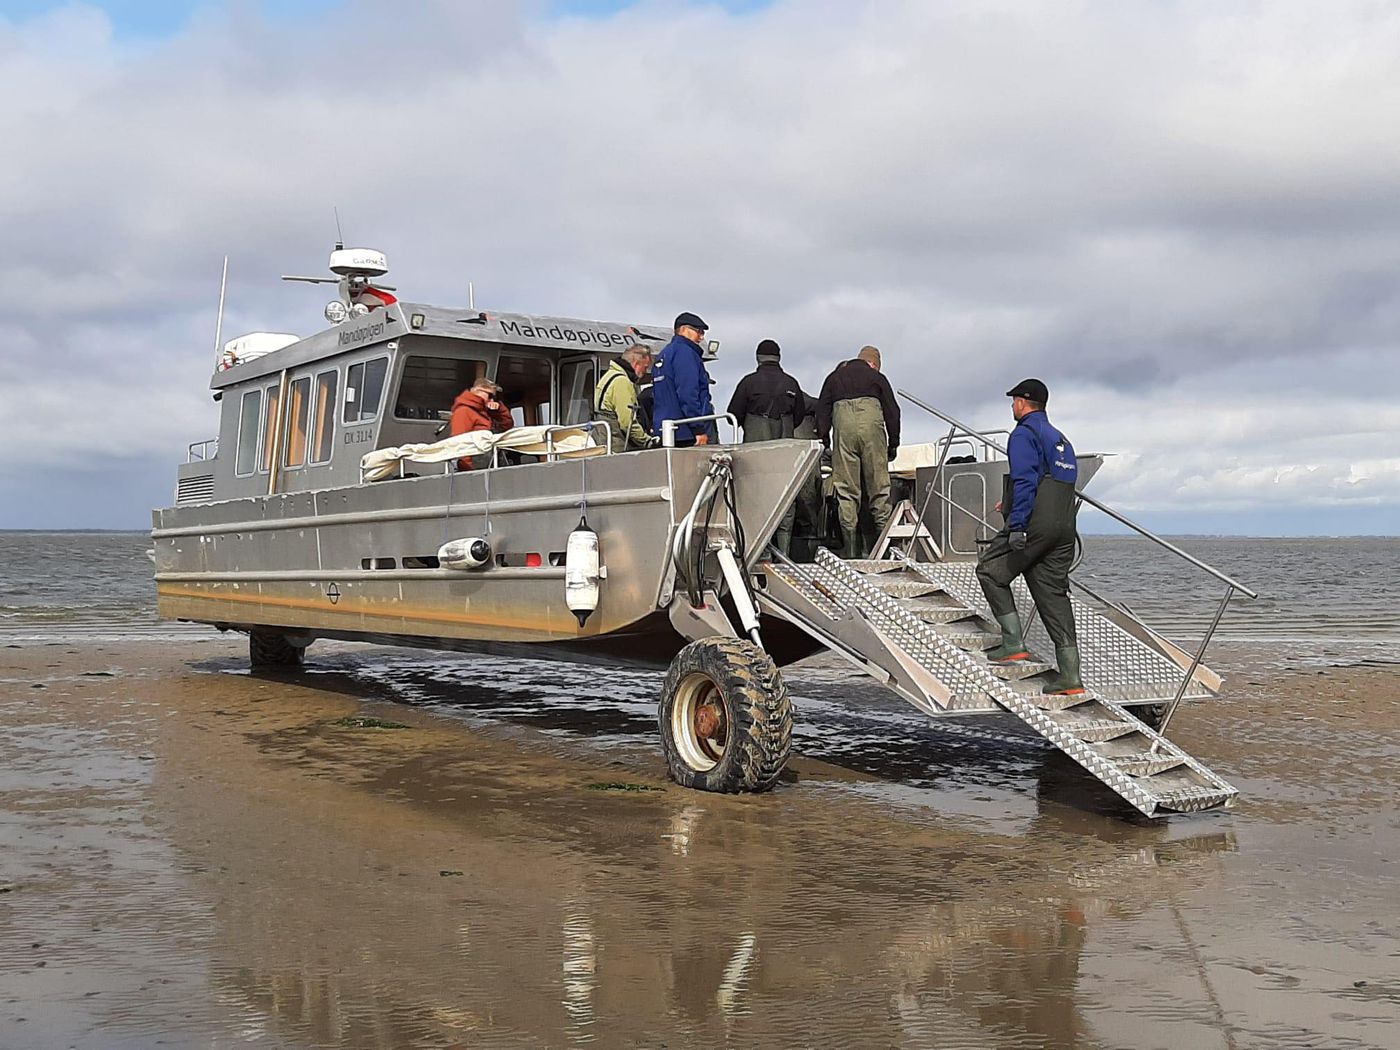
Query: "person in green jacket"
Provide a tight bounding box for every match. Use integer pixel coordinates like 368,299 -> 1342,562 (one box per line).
594,344 -> 659,452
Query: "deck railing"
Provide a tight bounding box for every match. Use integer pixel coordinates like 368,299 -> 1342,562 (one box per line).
660,413 -> 740,447
187,438 -> 218,463
897,389 -> 1258,742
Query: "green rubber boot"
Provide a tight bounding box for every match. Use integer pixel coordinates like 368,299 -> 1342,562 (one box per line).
1042,645 -> 1086,695
986,612 -> 1030,663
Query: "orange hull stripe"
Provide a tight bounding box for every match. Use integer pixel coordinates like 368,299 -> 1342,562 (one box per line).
155,583 -> 601,636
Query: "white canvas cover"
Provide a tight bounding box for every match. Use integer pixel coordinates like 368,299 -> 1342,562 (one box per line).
360,425 -> 603,482
889,442 -> 959,479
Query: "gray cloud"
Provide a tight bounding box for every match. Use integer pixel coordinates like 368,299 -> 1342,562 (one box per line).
1,0 -> 1396,531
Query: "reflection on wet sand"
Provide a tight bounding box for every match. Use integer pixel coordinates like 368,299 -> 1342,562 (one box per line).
2,640 -> 1396,1049
157,688 -> 1239,1047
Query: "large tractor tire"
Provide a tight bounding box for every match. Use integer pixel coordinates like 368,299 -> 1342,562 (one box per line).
659,637 -> 792,793
249,629 -> 307,669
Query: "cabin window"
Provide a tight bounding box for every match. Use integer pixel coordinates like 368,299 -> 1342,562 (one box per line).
259,382 -> 281,473
234,389 -> 262,477
344,356 -> 389,424
558,358 -> 596,425
284,376 -> 312,467
394,355 -> 486,421
311,369 -> 337,463
497,354 -> 553,428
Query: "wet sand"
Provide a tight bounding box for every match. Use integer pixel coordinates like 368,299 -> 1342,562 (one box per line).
1,638 -> 1396,1049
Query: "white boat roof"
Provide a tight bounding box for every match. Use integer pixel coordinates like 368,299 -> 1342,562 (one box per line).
210,302 -> 673,389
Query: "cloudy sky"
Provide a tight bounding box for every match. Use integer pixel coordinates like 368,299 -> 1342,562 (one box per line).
2,0 -> 1396,534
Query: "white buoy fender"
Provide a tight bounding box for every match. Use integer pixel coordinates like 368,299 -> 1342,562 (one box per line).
565,515 -> 601,627
438,537 -> 492,571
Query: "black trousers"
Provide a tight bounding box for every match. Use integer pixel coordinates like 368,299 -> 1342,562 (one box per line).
976,479 -> 1079,648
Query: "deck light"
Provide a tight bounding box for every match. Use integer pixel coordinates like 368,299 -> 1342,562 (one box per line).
324,300 -> 348,324
410,312 -> 425,329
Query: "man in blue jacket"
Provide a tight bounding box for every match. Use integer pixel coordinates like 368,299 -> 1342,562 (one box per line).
976,378 -> 1084,695
651,312 -> 716,446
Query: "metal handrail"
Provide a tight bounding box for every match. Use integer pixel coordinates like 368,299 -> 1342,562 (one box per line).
660,413 -> 740,447
187,438 -> 218,463
897,387 -> 1259,742
898,389 -> 1258,599
544,421 -> 612,462
935,429 -> 1009,463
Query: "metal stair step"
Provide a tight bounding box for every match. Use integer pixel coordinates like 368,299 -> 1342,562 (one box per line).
986,659 -> 1054,680
932,626 -> 1001,650
911,606 -> 977,624
1151,785 -> 1236,813
1058,717 -> 1142,742
896,598 -> 977,624
874,578 -> 945,599
1113,753 -> 1187,777
843,559 -> 908,575
1032,690 -> 1096,711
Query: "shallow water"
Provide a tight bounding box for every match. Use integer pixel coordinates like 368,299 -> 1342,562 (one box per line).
1,533 -> 1398,1047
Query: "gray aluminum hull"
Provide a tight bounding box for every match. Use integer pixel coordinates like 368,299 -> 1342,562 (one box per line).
153,441 -> 824,668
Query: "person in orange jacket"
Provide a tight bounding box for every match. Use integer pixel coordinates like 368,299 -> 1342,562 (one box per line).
450,378 -> 514,470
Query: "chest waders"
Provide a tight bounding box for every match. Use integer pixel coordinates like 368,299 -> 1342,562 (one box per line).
830,397 -> 894,560
741,413 -> 798,554
593,371 -> 633,453
976,475 -> 1084,695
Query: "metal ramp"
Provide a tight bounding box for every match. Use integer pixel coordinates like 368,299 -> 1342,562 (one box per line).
755,549 -> 1238,818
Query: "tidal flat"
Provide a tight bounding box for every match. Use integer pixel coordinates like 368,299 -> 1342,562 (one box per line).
1,638 -> 1396,1048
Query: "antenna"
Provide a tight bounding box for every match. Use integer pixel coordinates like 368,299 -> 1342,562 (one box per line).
469,281 -> 475,310
333,206 -> 344,249
213,254 -> 228,364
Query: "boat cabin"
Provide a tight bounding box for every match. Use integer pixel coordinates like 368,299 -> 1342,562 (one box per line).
175,304 -> 674,504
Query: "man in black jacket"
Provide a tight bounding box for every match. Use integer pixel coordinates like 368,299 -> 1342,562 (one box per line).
816,346 -> 900,559
726,339 -> 808,553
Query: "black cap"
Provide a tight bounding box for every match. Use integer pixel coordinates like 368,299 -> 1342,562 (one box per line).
674,311 -> 708,333
756,338 -> 780,359
1005,378 -> 1049,403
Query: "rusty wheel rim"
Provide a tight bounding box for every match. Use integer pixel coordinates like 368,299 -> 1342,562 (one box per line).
672,673 -> 729,771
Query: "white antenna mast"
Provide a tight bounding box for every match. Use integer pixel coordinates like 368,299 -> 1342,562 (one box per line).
333,206 -> 344,247
212,254 -> 229,364
469,281 -> 475,310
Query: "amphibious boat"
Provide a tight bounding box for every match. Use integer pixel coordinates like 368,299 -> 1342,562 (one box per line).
155,247 -> 1255,817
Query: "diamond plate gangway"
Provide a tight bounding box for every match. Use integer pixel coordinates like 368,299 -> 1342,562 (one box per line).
754,548 -> 1239,818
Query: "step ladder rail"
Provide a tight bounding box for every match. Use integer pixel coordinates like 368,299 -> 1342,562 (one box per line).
1066,576 -> 1224,694
880,481 -> 1226,705
1151,584 -> 1238,749
757,554 -> 953,716
787,552 -> 1011,710
904,561 -> 1217,706
807,550 -> 1237,817
894,388 -> 1259,714
757,577 -> 944,716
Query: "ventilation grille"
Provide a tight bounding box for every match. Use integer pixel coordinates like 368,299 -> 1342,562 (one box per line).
176,473 -> 216,504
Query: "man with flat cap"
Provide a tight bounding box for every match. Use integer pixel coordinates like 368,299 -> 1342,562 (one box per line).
651,312 -> 717,447
816,345 -> 900,559
976,378 -> 1085,696
726,339 -> 809,553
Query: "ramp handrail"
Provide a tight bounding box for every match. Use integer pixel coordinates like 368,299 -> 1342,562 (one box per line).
660,413 -> 740,447
897,387 -> 1258,742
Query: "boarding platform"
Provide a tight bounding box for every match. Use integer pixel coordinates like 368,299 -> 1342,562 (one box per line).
756,548 -> 1237,817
